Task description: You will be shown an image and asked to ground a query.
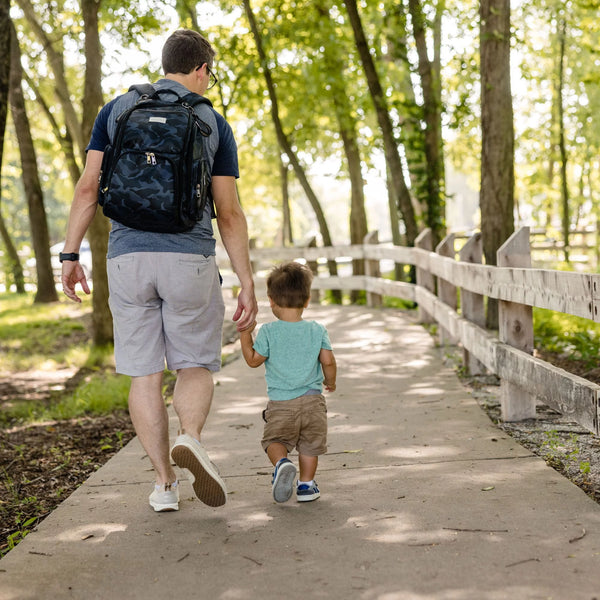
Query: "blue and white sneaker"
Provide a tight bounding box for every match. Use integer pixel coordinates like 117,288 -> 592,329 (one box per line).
271,458 -> 297,503
296,481 -> 320,502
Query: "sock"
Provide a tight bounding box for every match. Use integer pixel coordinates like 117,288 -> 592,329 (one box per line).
298,480 -> 314,487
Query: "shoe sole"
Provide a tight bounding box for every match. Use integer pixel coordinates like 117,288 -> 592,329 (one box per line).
149,501 -> 179,512
171,442 -> 227,507
272,462 -> 297,503
297,491 -> 320,502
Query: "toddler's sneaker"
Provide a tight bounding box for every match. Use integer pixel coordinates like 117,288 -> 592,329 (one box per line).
271,458 -> 297,503
149,480 -> 179,512
171,434 -> 227,507
296,480 -> 320,502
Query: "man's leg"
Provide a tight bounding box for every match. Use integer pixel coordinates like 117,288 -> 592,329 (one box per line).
128,372 -> 177,486
170,366 -> 227,507
172,367 -> 213,438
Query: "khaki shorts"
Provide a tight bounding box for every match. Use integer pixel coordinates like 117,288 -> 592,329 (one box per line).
261,394 -> 327,456
107,252 -> 224,376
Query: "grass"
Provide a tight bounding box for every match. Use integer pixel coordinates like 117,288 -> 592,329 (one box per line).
533,307 -> 600,369
0,293 -> 131,425
0,293 -> 91,371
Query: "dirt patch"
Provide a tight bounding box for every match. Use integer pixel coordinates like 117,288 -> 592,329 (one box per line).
0,412 -> 135,555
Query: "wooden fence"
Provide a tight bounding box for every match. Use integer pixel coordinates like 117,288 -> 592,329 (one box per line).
249,227 -> 600,436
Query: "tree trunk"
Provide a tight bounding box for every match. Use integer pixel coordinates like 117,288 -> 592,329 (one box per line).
0,0 -> 24,293
8,22 -> 58,303
17,0 -> 113,343
315,1 -> 368,301
16,0 -> 86,153
279,157 -> 293,246
0,214 -> 26,294
408,0 -> 446,248
343,0 -> 419,247
82,0 -> 113,346
557,14 -> 570,263
243,0 -> 341,301
480,0 -> 514,329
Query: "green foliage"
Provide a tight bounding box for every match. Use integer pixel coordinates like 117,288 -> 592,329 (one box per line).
0,293 -> 90,371
542,429 -> 591,475
0,293 -> 130,425
533,307 -> 600,369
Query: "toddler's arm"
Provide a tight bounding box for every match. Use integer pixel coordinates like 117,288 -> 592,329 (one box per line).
319,348 -> 337,392
240,322 -> 267,368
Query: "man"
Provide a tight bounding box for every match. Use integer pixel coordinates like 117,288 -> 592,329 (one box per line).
61,30 -> 258,512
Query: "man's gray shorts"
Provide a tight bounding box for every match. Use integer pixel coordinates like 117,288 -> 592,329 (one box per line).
107,252 -> 225,377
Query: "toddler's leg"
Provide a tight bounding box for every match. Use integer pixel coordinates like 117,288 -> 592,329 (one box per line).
296,454 -> 320,502
267,442 -> 288,466
298,454 -> 318,482
267,443 -> 296,503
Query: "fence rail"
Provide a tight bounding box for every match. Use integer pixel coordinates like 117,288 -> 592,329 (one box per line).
249,227 -> 600,436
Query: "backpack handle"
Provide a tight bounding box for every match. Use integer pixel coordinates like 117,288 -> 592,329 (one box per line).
128,84 -> 213,109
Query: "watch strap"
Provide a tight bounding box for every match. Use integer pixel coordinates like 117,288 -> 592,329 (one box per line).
59,252 -> 80,262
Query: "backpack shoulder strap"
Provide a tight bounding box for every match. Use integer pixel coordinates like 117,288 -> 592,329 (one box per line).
180,92 -> 213,108
128,83 -> 159,99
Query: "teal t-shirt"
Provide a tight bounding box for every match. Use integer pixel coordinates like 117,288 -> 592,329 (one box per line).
253,319 -> 332,401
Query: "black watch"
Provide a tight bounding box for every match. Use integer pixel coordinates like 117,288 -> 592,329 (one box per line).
59,252 -> 80,262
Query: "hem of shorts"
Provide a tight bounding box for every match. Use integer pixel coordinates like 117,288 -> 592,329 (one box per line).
115,365 -> 165,377
167,362 -> 222,373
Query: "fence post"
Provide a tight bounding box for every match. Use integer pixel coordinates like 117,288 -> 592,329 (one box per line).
436,233 -> 457,344
306,236 -> 320,303
497,227 -> 536,421
459,233 -> 486,375
364,231 -> 382,308
415,228 -> 434,323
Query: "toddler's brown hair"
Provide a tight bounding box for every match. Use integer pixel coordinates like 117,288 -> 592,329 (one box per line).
267,262 -> 314,308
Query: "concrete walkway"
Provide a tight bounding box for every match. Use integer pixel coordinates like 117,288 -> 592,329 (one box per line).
1,303 -> 600,600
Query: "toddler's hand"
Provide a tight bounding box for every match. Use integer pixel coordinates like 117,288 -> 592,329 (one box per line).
324,382 -> 336,392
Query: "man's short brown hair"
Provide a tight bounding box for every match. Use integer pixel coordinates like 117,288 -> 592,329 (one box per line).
162,29 -> 216,75
267,262 -> 314,308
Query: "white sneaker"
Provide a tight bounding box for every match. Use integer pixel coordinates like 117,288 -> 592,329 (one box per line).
149,480 -> 179,512
171,434 -> 227,507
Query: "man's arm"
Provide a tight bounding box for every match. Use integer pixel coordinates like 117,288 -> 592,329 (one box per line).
61,150 -> 103,303
213,175 -> 258,331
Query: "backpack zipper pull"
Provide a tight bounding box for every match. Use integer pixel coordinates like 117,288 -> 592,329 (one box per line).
146,152 -> 157,165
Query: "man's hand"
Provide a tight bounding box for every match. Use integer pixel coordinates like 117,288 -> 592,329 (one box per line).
232,286 -> 258,332
62,261 -> 91,303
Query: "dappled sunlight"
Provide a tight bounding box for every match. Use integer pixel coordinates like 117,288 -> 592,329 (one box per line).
328,423 -> 381,435
227,510 -> 273,532
218,397 -> 265,416
55,522 -> 127,543
403,358 -> 433,369
381,444 -> 463,460
404,384 -> 446,396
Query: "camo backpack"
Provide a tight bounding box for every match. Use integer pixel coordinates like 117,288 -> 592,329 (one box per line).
98,84 -> 213,233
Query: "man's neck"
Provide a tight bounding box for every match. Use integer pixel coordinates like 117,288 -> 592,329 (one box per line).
164,73 -> 195,93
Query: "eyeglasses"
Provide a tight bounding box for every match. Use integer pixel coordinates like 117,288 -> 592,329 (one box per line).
196,63 -> 218,89
207,66 -> 219,89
